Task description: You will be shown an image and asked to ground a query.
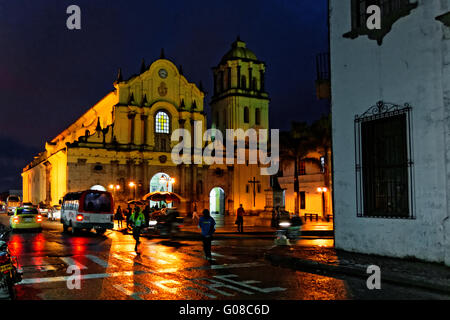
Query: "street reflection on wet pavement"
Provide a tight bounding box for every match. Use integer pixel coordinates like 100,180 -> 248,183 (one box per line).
2,215 -> 449,300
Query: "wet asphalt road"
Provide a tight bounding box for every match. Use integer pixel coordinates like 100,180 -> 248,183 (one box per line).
1,214 -> 449,300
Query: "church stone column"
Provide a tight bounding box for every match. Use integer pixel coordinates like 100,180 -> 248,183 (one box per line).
128,113 -> 136,145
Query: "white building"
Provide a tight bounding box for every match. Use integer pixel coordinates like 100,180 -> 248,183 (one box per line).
330,0 -> 450,264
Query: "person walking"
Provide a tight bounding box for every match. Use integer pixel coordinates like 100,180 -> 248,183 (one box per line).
198,209 -> 216,261
130,206 -> 146,252
143,205 -> 150,227
236,204 -> 245,233
115,205 -> 124,229
192,203 -> 199,225
125,205 -> 132,229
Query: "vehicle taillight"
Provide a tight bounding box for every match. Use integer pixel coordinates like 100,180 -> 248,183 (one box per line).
13,217 -> 19,224
76,214 -> 84,222
36,215 -> 43,222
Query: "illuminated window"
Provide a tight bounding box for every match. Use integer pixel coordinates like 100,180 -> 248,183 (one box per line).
155,111 -> 170,134
299,161 -> 306,175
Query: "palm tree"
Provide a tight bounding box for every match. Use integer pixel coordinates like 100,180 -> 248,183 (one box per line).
280,122 -> 315,215
310,114 -> 332,188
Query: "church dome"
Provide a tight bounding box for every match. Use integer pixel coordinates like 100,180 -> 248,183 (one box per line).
220,38 -> 258,64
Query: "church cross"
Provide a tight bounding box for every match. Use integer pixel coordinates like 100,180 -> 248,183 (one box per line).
248,177 -> 260,207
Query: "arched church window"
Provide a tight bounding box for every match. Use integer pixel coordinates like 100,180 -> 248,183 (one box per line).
244,107 -> 249,124
255,108 -> 261,125
155,111 -> 170,134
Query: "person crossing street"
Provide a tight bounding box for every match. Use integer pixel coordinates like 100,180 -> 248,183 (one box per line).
114,205 -> 124,229
198,209 -> 216,261
130,206 -> 146,252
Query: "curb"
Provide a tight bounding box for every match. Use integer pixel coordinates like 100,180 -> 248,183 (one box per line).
265,252 -> 450,295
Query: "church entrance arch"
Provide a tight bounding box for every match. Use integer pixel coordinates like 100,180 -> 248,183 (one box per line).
209,187 -> 225,215
149,172 -> 174,208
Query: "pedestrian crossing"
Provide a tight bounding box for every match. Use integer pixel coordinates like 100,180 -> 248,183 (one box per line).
15,248 -> 261,279
13,248 -> 287,300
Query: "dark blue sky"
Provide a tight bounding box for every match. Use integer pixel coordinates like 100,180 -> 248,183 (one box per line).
0,0 -> 329,191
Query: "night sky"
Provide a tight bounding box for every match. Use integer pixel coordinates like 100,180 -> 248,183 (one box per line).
0,0 -> 329,191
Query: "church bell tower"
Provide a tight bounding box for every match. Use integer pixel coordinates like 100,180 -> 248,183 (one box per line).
210,38 -> 270,135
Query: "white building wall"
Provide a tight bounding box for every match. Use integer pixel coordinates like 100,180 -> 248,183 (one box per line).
330,0 -> 450,263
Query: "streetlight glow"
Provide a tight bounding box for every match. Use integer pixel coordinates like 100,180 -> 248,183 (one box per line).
129,182 -> 135,187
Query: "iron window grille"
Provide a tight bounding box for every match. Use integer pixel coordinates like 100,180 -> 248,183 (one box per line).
354,101 -> 414,219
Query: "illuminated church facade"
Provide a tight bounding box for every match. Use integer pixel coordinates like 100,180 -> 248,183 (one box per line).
22,39 -> 273,221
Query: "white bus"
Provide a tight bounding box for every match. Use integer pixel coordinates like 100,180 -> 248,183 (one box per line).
61,190 -> 114,235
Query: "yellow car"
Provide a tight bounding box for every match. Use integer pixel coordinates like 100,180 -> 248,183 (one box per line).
10,207 -> 43,231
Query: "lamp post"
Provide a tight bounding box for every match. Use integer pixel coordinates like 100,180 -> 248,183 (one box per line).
129,181 -> 136,200
317,187 -> 328,219
109,184 -> 120,208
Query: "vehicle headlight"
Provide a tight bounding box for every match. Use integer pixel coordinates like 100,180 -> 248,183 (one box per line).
149,220 -> 157,226
279,222 -> 291,227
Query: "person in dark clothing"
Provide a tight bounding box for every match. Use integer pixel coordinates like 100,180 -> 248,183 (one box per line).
143,205 -> 150,226
236,204 -> 245,233
125,205 -> 132,229
115,205 -> 124,229
198,209 -> 216,261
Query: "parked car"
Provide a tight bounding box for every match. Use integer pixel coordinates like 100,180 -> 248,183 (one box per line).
48,205 -> 61,221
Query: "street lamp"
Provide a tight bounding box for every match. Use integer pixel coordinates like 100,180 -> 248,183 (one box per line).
129,181 -> 136,200
109,184 -> 120,204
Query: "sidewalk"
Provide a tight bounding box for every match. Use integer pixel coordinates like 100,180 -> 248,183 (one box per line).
265,245 -> 450,294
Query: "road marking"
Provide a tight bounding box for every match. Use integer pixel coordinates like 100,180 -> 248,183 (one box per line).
18,258 -> 265,286
211,252 -> 237,260
31,257 -> 57,272
188,262 -> 265,271
59,257 -> 87,269
214,274 -> 286,293
85,254 -> 116,268
19,270 -> 150,285
189,278 -> 253,296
